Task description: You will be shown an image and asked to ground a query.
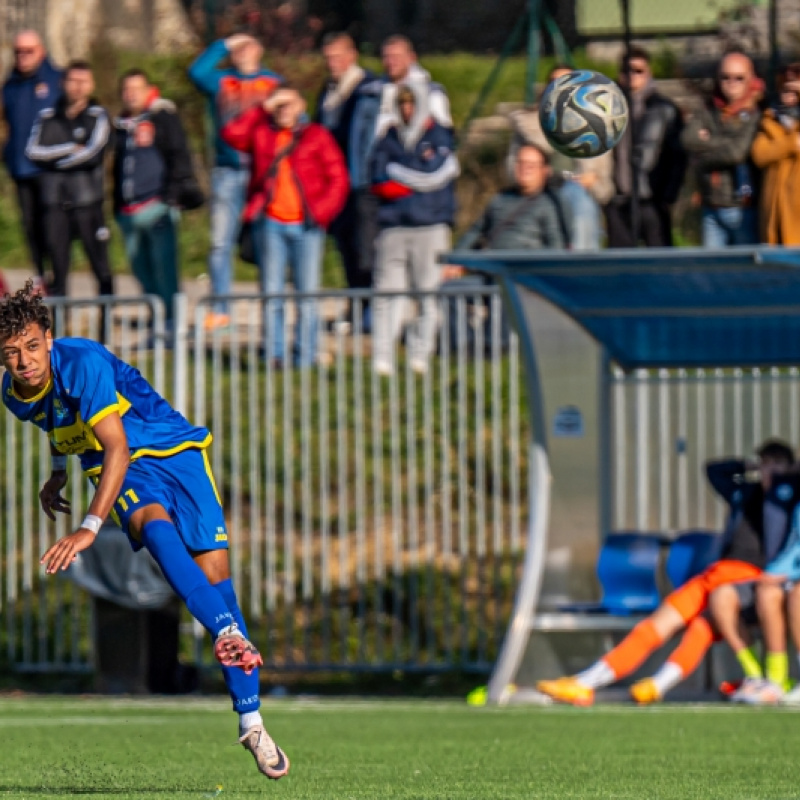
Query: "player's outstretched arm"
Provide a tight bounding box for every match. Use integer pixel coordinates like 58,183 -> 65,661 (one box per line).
41,412 -> 130,574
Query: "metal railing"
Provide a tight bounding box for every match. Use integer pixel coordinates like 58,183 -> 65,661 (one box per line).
2,288 -> 526,675
607,364 -> 800,536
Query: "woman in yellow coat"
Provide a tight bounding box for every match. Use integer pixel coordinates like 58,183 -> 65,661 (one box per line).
751,67 -> 800,244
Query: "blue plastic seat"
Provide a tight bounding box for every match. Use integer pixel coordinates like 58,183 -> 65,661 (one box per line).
558,532 -> 666,615
666,531 -> 722,590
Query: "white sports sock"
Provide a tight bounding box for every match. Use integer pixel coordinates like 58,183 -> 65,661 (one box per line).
576,660 -> 616,689
650,661 -> 684,697
217,623 -> 243,640
239,710 -> 263,735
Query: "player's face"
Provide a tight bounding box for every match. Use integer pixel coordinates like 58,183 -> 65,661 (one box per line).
759,455 -> 792,490
63,68 -> 94,106
1,325 -> 53,394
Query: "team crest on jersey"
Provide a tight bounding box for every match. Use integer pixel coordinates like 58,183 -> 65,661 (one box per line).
777,484 -> 794,502
35,82 -> 49,99
53,399 -> 67,421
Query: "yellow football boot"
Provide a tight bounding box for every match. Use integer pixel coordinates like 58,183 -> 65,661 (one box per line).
536,676 -> 594,706
630,677 -> 662,705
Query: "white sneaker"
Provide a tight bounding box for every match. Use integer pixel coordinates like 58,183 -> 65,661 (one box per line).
239,724 -> 290,779
731,677 -> 784,705
374,359 -> 393,376
782,684 -> 800,705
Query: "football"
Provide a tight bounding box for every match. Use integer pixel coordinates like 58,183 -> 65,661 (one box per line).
539,69 -> 629,158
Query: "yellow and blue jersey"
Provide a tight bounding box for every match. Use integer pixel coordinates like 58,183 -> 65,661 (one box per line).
2,337 -> 211,476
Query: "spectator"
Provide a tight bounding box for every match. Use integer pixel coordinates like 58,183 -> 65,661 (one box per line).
350,36 -> 453,296
2,30 -> 62,288
316,32 -> 377,318
189,34 -> 283,332
221,86 -> 349,368
370,83 -> 458,376
373,35 -> 452,140
751,64 -> 800,245
606,46 -> 686,247
682,51 -> 763,247
508,65 -> 612,250
443,144 -> 569,353
25,60 -> 113,299
113,69 -> 200,329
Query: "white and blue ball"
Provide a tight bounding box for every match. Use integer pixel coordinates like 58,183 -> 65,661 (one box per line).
539,70 -> 629,158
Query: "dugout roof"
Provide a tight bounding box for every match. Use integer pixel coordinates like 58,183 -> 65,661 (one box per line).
446,246 -> 800,370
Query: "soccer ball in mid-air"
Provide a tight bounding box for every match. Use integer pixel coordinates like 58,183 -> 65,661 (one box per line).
539,70 -> 629,158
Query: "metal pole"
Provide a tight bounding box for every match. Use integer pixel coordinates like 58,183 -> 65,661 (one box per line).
620,0 -> 639,245
525,0 -> 542,106
769,0 -> 779,95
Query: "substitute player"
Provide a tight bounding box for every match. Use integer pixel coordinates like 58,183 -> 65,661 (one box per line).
0,282 -> 289,780
538,440 -> 794,706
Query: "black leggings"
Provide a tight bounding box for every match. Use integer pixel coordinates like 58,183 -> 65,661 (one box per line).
45,202 -> 114,296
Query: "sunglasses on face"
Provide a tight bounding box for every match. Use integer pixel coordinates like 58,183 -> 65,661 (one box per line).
720,74 -> 747,82
14,48 -> 35,56
623,66 -> 647,76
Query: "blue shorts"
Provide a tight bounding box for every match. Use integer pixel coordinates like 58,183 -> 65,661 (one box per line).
92,448 -> 228,553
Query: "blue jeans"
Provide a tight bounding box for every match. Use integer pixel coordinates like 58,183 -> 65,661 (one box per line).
701,206 -> 758,247
116,202 -> 179,321
257,217 -> 324,367
209,167 -> 249,314
559,180 -> 602,250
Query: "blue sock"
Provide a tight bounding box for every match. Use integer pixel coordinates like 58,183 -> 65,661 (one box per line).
214,578 -> 261,716
140,520 -> 234,637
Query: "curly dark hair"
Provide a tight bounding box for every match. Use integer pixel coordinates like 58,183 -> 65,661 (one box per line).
0,280 -> 51,344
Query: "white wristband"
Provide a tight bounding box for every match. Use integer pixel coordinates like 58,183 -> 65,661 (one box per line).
52,455 -> 68,472
81,514 -> 103,535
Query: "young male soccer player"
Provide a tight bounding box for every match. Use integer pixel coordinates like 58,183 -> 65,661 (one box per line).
0,283 -> 289,780
538,440 -> 795,706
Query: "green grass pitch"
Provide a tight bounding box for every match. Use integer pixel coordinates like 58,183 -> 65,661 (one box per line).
2,697 -> 800,799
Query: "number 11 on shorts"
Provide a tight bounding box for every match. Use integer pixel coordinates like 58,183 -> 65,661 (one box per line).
117,488 -> 140,512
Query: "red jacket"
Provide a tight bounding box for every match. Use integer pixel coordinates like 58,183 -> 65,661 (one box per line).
221,106 -> 349,228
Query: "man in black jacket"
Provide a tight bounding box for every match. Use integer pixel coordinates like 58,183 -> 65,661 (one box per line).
316,32 -> 376,309
25,60 -> 113,297
606,46 -> 687,247
113,69 -> 200,325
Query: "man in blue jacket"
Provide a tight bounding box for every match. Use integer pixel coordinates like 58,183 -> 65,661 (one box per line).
370,82 -> 458,376
188,34 -> 282,331
2,30 -> 62,287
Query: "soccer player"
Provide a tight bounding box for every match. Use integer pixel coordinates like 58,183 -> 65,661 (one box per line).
538,440 -> 795,706
0,283 -> 289,780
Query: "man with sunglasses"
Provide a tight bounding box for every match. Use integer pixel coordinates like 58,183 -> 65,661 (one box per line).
682,51 -> 763,247
2,30 -> 62,290
605,46 -> 686,248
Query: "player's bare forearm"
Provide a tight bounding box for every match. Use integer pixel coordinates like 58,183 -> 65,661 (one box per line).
40,413 -> 130,574
86,412 -> 130,522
